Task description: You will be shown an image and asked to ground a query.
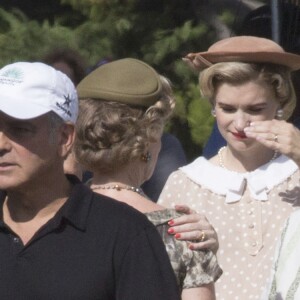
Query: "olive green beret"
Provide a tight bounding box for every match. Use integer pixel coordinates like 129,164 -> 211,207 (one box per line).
77,58 -> 162,107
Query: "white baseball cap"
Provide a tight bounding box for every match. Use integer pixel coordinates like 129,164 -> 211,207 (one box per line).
0,62 -> 78,123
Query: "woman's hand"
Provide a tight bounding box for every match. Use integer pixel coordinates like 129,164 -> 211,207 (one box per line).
167,204 -> 219,254
244,119 -> 300,166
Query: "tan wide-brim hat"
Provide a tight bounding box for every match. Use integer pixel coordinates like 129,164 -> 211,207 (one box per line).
184,36 -> 300,71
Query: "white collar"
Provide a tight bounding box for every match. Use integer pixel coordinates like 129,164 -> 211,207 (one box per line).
180,155 -> 298,203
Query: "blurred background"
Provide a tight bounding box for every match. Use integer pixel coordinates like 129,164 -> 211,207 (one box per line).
0,0 -> 299,161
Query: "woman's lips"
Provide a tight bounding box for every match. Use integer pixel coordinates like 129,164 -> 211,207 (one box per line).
232,132 -> 247,139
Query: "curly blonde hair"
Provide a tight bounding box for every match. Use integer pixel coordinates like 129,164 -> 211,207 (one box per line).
74,75 -> 175,173
199,62 -> 296,120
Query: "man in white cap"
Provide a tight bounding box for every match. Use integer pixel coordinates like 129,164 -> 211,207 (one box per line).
0,62 -> 180,300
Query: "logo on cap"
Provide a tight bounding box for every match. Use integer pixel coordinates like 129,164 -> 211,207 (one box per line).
0,68 -> 24,85
63,95 -> 72,107
55,94 -> 73,118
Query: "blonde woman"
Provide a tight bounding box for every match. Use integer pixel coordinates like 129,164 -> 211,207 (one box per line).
159,36 -> 300,300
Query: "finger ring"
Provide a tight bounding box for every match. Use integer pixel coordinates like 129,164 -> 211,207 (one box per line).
273,134 -> 278,143
200,231 -> 206,242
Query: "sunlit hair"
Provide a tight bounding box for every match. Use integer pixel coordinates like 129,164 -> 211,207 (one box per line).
74,75 -> 175,173
199,62 -> 296,120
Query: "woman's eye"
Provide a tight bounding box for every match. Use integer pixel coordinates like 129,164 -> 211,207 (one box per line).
221,107 -> 235,113
248,108 -> 264,114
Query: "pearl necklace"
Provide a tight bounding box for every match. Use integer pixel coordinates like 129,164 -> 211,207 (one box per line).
218,146 -> 279,169
91,184 -> 144,195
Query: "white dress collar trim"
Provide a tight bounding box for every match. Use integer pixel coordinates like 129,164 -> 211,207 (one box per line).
180,155 -> 298,203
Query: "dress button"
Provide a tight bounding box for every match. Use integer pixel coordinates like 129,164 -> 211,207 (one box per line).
252,242 -> 257,247
248,210 -> 253,215
248,224 -> 254,229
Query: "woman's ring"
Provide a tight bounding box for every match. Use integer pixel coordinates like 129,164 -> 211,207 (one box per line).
274,134 -> 278,143
200,231 -> 206,242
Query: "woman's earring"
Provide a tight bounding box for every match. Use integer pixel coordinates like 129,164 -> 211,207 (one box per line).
211,109 -> 216,117
141,151 -> 152,163
276,109 -> 284,119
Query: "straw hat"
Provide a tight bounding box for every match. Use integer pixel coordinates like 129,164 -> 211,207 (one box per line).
184,36 -> 300,71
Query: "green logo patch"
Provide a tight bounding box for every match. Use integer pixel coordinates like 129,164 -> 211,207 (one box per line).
1,68 -> 24,80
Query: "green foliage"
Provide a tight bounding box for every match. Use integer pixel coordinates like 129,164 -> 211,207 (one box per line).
0,0 -> 236,160
173,81 -> 214,159
220,9 -> 236,27
0,8 -> 84,66
186,85 -> 214,146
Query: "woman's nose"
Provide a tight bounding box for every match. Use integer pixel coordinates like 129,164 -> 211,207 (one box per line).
233,113 -> 250,131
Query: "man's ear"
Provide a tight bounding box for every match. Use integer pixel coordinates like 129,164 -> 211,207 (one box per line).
58,123 -> 75,158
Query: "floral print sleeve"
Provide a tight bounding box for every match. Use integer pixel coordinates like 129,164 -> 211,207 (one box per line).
145,209 -> 222,290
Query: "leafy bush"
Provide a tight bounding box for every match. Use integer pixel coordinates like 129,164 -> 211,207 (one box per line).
0,1 -> 234,160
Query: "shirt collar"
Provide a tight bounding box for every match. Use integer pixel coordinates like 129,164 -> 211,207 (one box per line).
61,178 -> 93,231
0,175 -> 94,231
180,155 -> 298,203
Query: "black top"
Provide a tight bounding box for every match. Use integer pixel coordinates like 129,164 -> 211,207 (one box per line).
0,177 -> 180,300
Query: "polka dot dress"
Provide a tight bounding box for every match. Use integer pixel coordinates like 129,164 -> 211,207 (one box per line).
158,156 -> 300,300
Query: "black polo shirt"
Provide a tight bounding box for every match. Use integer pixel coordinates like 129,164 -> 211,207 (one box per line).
0,178 -> 180,300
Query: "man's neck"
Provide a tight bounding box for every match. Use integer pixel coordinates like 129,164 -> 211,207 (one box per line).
2,177 -> 72,245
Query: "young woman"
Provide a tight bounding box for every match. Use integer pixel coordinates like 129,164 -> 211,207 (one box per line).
74,58 -> 222,299
158,36 -> 300,300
